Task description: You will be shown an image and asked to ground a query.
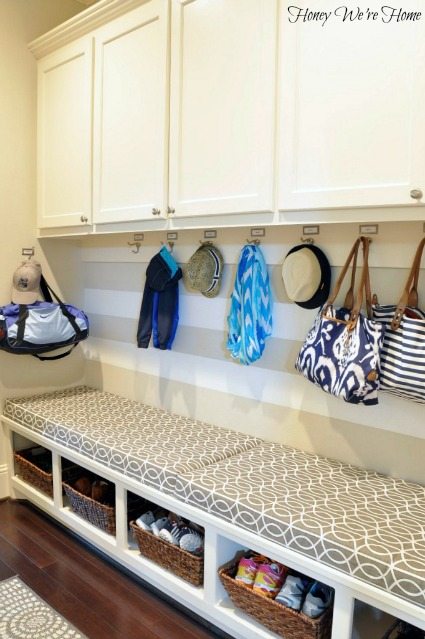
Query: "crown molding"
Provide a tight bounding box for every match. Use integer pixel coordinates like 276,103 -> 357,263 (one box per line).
28,0 -> 150,59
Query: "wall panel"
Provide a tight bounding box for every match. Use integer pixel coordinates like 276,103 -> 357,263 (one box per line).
80,221 -> 425,484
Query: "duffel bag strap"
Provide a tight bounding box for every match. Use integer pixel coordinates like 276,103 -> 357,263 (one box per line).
39,275 -> 54,303
15,305 -> 29,346
57,303 -> 82,337
39,275 -> 83,337
392,237 -> 425,330
33,344 -> 78,361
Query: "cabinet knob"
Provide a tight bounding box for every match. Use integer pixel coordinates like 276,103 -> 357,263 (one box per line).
167,206 -> 175,216
80,215 -> 88,223
151,208 -> 161,216
410,189 -> 423,200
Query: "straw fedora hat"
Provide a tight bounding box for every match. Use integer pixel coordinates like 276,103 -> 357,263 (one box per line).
185,244 -> 224,298
282,244 -> 331,309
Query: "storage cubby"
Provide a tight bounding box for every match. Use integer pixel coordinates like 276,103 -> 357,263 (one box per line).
128,491 -> 205,587
4,420 -> 425,639
14,444 -> 54,497
61,459 -> 116,535
352,601 -> 425,639
13,434 -> 78,499
217,546 -> 334,639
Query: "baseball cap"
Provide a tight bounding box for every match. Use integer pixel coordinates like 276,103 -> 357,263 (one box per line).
11,261 -> 42,304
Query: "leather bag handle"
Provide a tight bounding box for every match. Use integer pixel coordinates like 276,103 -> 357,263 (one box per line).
343,239 -> 361,310
362,238 -> 373,320
323,237 -> 371,330
345,236 -> 372,328
325,237 -> 362,309
406,239 -> 425,307
391,237 -> 425,330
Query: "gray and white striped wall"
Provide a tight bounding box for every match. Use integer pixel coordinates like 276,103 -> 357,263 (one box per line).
75,221 -> 425,484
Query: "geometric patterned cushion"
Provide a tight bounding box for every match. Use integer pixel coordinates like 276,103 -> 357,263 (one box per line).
4,386 -> 261,495
174,442 -> 425,609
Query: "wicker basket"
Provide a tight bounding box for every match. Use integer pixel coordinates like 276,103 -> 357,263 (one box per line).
130,521 -> 204,587
14,447 -> 54,497
14,447 -> 80,498
218,556 -> 333,639
63,481 -> 116,535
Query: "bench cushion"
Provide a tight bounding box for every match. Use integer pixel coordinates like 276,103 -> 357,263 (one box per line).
4,386 -> 261,494
174,442 -> 425,609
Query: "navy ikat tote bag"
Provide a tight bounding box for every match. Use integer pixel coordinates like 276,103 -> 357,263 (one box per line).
295,237 -> 385,405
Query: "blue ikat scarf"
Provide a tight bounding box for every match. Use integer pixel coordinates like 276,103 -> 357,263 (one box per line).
227,244 -> 273,365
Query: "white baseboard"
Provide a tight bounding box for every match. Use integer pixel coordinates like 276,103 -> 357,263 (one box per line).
0,464 -> 9,499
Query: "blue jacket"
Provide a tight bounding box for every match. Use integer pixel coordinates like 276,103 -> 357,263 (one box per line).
137,249 -> 182,350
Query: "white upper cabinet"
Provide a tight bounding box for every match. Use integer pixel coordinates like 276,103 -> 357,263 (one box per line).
37,38 -> 92,228
37,0 -> 277,229
168,0 -> 277,217
35,0 -> 425,231
277,1 -> 425,211
93,1 -> 170,224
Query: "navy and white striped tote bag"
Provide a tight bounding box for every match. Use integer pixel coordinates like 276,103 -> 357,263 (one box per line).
372,238 -> 425,403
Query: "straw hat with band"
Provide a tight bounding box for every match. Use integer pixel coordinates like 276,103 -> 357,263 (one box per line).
282,244 -> 331,309
186,244 -> 224,298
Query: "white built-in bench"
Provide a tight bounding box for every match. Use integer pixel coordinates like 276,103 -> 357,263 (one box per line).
2,386 -> 425,639
3,386 -> 260,495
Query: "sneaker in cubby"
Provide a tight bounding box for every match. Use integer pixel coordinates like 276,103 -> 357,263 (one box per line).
252,562 -> 288,599
301,581 -> 333,619
275,573 -> 312,611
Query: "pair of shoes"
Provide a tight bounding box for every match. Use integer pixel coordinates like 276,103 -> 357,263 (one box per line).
275,574 -> 312,611
158,520 -> 187,545
158,520 -> 204,555
276,574 -> 333,618
135,511 -> 168,536
301,581 -> 333,618
135,510 -> 155,531
180,529 -> 204,554
235,555 -> 262,586
235,555 -> 287,599
252,562 -> 288,598
151,516 -> 169,536
73,477 -> 111,503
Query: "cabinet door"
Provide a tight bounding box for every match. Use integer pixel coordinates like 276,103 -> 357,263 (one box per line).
37,38 -> 92,228
277,2 -> 425,210
169,0 -> 277,217
93,1 -> 169,224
